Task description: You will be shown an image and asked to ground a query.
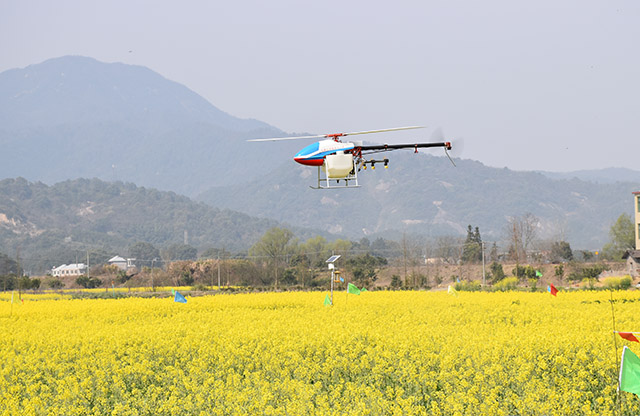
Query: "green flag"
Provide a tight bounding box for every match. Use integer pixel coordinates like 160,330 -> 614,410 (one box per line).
324,294 -> 332,306
535,270 -> 543,278
620,346 -> 640,396
361,287 -> 368,292
347,283 -> 361,295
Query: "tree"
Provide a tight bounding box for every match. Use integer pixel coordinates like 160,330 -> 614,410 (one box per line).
329,239 -> 353,261
249,227 -> 296,289
345,253 -> 387,287
17,276 -> 40,291
461,225 -> 483,263
128,242 -> 161,268
401,234 -> 424,286
299,236 -> 329,268
162,244 -> 198,261
289,254 -> 315,288
435,235 -> 463,263
550,241 -> 573,262
200,247 -> 231,260
601,213 -> 635,260
0,252 -> 21,276
489,242 -> 499,262
167,261 -> 195,286
506,213 -> 539,273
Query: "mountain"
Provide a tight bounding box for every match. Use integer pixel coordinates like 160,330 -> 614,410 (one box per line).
3,56 -> 639,252
0,56 -> 302,196
0,177 -> 321,274
197,152 -> 640,250
538,168 -> 640,184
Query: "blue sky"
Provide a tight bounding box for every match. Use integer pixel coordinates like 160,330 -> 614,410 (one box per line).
2,0 -> 638,172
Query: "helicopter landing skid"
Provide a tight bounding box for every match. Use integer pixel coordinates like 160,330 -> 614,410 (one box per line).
311,166 -> 360,189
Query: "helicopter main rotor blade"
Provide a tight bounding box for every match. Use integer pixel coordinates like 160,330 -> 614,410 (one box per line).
247,134 -> 326,142
344,126 -> 425,136
247,125 -> 425,142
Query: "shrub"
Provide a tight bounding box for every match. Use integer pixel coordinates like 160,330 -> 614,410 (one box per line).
493,277 -> 519,292
0,274 -> 17,290
580,278 -> 597,290
46,278 -> 64,289
17,276 -> 40,290
489,262 -> 505,283
602,275 -> 633,290
454,280 -> 481,292
76,275 -> 102,289
512,265 -> 537,280
390,275 -> 402,288
568,263 -> 608,281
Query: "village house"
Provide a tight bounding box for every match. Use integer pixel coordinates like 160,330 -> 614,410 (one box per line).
51,263 -> 87,277
108,256 -> 136,271
623,191 -> 640,278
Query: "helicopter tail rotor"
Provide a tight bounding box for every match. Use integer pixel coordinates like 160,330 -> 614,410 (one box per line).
431,127 -> 463,166
449,137 -> 465,159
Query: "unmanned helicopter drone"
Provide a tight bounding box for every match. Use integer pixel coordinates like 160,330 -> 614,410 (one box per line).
249,126 -> 457,189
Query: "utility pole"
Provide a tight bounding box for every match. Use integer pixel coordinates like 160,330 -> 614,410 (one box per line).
402,233 -> 408,286
514,222 -> 519,279
326,255 -> 341,306
482,242 -> 486,287
151,258 -> 156,291
16,246 -> 21,299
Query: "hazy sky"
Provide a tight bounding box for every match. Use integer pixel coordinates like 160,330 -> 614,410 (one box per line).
2,0 -> 638,172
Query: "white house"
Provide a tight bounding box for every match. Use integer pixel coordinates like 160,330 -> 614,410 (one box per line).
623,191 -> 640,277
108,256 -> 136,271
51,263 -> 87,277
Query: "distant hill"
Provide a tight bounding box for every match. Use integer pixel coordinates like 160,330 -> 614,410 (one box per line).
3,56 -> 639,253
197,152 -> 640,250
0,177 -> 320,274
538,168 -> 640,184
0,56 -> 302,196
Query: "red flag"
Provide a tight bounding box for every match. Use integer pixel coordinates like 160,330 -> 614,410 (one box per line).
619,332 -> 640,343
548,283 -> 558,296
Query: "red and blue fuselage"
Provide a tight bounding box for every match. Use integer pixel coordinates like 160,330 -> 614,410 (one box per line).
293,139 -> 355,166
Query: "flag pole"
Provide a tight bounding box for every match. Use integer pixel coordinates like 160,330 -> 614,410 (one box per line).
345,280 -> 349,306
609,290 -> 621,414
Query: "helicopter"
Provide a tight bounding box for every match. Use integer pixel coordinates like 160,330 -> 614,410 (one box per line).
248,126 -> 457,189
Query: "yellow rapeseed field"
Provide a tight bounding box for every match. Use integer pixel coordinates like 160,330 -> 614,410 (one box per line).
1,290 -> 640,415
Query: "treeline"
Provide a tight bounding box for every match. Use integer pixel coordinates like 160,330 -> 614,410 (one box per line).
1,200 -> 635,292
3,212 -> 633,293
0,178 -> 313,274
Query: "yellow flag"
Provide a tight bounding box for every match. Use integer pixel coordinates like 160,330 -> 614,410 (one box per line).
447,285 -> 458,296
